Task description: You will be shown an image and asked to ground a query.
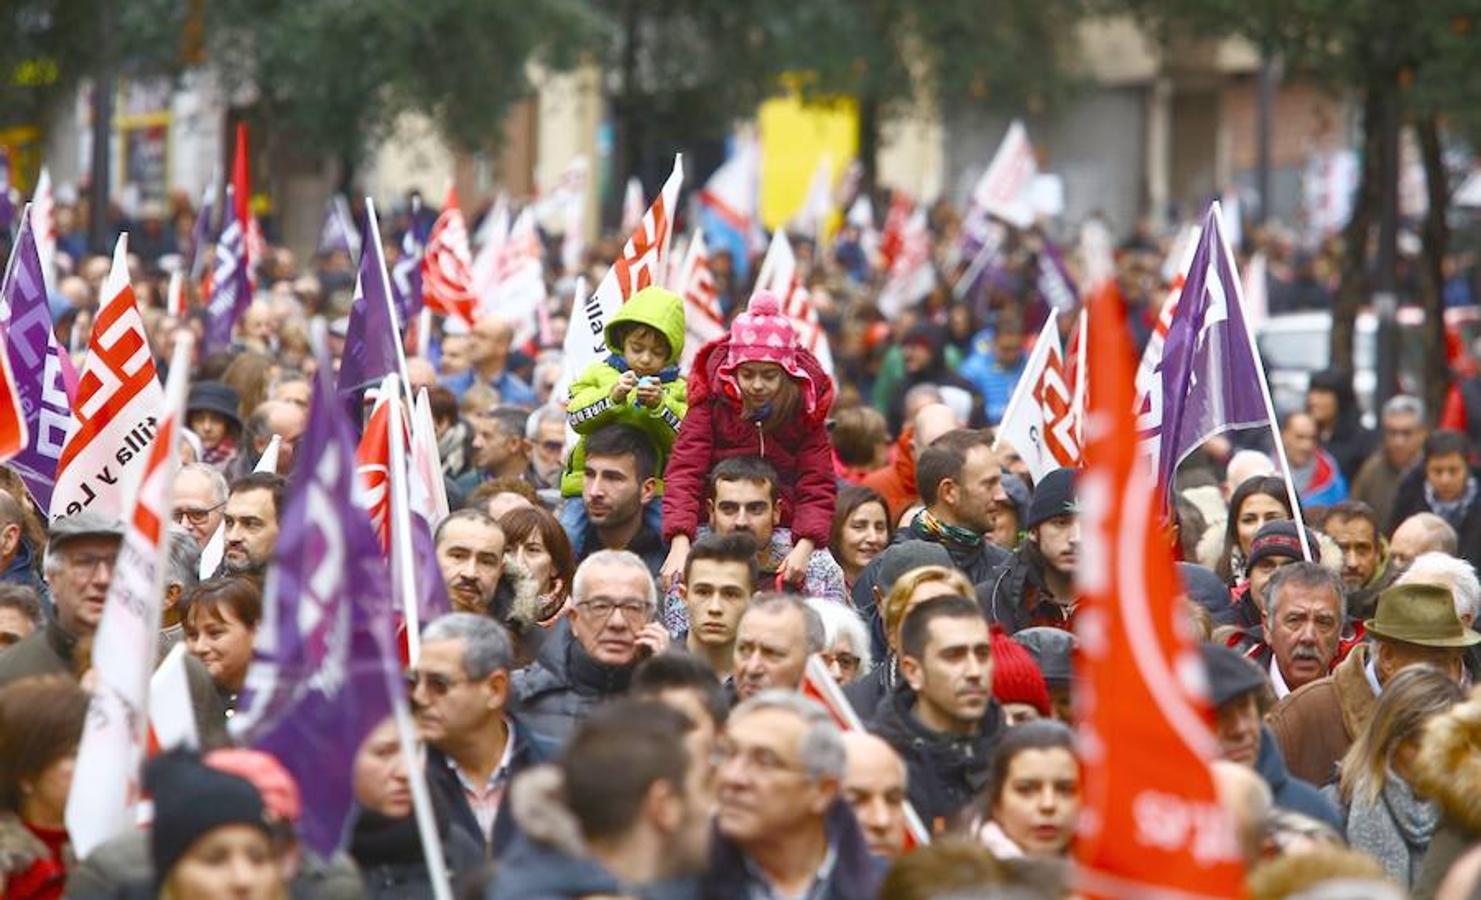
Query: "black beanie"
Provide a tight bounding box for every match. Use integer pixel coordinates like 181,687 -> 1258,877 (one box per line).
147,749 -> 269,884
1026,468 -> 1077,530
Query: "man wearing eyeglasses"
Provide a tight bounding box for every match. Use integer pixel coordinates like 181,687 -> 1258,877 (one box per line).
172,462 -> 228,549
0,512 -> 228,743
414,612 -> 554,858
705,691 -> 883,899
513,550 -> 669,746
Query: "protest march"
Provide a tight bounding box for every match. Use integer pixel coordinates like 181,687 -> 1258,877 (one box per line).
1,105 -> 1481,900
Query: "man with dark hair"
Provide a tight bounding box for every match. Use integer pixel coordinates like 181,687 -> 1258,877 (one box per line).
460,406 -> 539,496
677,532 -> 758,677
632,652 -> 730,744
868,594 -> 1002,830
733,593 -> 825,701
1352,395 -> 1426,528
1389,430 -> 1480,571
493,700 -> 713,898
1320,500 -> 1396,618
979,467 -> 1079,634
664,457 -> 844,634
0,489 -> 50,614
413,612 -> 553,856
221,472 -> 287,576
855,431 -> 1009,615
569,424 -> 665,577
0,583 -> 41,647
1281,410 -> 1347,507
434,509 -> 509,618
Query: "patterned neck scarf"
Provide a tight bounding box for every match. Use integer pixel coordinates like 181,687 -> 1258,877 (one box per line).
1426,476 -> 1478,529
914,508 -> 983,549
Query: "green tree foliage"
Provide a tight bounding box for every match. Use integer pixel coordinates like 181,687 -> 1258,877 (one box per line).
203,0 -> 605,170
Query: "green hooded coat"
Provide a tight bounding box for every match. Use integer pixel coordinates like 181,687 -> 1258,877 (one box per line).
562,287 -> 688,497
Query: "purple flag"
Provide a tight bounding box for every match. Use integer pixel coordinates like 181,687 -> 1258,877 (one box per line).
187,183 -> 216,281
204,185 -> 250,352
1035,238 -> 1078,313
231,356 -> 399,857
0,150 -> 13,236
337,201 -> 404,399
1154,204 -> 1269,502
0,206 -> 73,511
411,511 -> 450,623
316,195 -> 361,260
391,198 -> 425,325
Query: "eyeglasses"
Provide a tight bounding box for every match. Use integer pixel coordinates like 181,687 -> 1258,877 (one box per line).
173,502 -> 225,526
824,651 -> 861,678
404,670 -> 470,697
66,552 -> 115,575
576,599 -> 653,625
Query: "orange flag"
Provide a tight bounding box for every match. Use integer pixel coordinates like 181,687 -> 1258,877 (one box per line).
1073,274 -> 1245,898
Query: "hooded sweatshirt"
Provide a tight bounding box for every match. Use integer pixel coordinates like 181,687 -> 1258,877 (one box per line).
563,287 -> 688,498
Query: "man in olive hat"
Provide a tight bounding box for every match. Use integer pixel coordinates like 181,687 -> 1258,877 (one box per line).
1266,582 -> 1481,785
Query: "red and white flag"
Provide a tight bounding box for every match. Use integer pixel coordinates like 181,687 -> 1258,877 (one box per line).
356,383 -> 395,552
470,194 -> 511,305
477,207 -> 547,341
560,155 -> 684,388
1133,226 -> 1199,479
993,314 -> 1079,484
800,655 -> 930,850
409,388 -> 450,527
421,185 -> 478,327
876,207 -> 935,319
232,124 -> 263,288
65,331 -> 193,857
876,191 -> 914,274
166,270 -> 187,318
621,176 -> 646,236
755,230 -> 834,375
1073,269 -> 1243,898
51,235 -> 165,521
671,229 -> 725,369
971,120 -> 1038,229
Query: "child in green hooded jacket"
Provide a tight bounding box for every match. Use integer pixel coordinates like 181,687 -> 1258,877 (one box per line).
559,286 -> 687,548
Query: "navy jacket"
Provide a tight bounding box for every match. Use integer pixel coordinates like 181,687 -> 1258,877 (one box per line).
424,716 -> 556,859
701,800 -> 882,900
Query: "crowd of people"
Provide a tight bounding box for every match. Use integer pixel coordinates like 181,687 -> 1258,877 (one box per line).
0,180 -> 1478,900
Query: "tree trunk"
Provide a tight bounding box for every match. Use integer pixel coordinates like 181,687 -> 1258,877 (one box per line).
1416,113 -> 1450,424
857,91 -> 880,205
1331,83 -> 1381,375
606,0 -> 641,231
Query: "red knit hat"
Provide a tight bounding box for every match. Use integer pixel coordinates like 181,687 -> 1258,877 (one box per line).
991,627 -> 1051,717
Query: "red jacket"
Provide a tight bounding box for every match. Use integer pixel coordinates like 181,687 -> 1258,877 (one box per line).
662,337 -> 836,546
861,426 -> 918,523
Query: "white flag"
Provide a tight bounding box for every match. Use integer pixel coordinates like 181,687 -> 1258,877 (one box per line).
876,208 -> 935,319
66,331 -> 193,857
755,230 -> 834,375
561,155 -> 683,389
477,207 -> 547,343
672,229 -> 726,370
993,315 -> 1078,484
409,388 -> 450,527
33,167 -> 56,293
792,155 -> 834,240
621,176 -> 646,236
971,120 -> 1038,229
149,642 -> 200,752
51,235 -> 165,521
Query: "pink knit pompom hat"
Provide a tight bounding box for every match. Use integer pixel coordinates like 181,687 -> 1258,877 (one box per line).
724,291 -> 800,372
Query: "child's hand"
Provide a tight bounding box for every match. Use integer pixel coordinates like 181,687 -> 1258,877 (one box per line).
635,378 -> 662,409
610,370 -> 638,403
660,536 -> 691,592
780,539 -> 815,589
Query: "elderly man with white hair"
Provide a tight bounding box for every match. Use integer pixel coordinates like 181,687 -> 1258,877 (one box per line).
512,549 -> 669,745
705,691 -> 884,898
1397,551 -> 1481,679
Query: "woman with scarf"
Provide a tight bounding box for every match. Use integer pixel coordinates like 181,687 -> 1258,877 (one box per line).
1335,667 -> 1463,890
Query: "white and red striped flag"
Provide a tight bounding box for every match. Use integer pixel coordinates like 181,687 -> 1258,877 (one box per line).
876,206 -> 935,319
66,330 -> 193,857
993,313 -> 1080,484
876,191 -> 914,274
560,155 -> 684,388
671,228 -> 725,369
477,207 -> 546,341
621,176 -> 646,237
800,655 -> 931,850
421,185 -> 478,327
755,230 -> 834,375
51,235 -> 165,521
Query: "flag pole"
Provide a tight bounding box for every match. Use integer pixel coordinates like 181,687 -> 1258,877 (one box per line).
1212,201 -> 1313,562
364,197 -> 416,410
385,375 -> 422,663
388,685 -> 454,900
1073,308 -> 1087,448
